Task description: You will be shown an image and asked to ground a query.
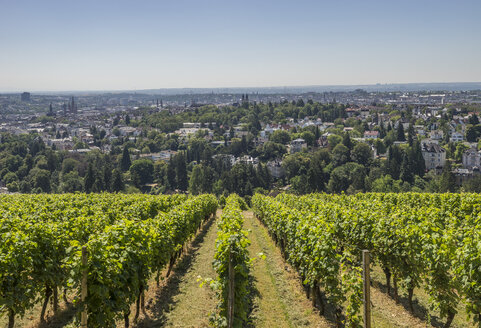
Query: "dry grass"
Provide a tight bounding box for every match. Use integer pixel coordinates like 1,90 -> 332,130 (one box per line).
243,211 -> 333,328
243,210 -> 473,328
0,213 -> 219,328
5,209 -> 473,328
131,211 -> 219,328
370,265 -> 475,328
0,294 -> 77,328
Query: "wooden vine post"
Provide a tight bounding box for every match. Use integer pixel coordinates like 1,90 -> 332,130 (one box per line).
81,246 -> 88,328
362,250 -> 371,328
227,248 -> 235,328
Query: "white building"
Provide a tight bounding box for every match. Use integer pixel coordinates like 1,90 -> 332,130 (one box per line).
267,160 -> 285,178
450,132 -> 464,143
415,125 -> 426,136
46,138 -> 74,150
260,124 -> 280,138
463,148 -> 481,169
118,126 -> 141,137
429,130 -> 444,141
422,142 -> 446,170
236,155 -> 259,166
289,138 -> 307,153
364,131 -> 379,139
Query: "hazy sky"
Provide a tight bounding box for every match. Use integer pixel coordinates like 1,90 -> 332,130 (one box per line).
1,0 -> 480,91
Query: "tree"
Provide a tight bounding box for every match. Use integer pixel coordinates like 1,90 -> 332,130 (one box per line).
241,135 -> 248,153
1,154 -> 23,173
244,180 -> 253,196
412,175 -> 427,192
301,131 -> 315,147
397,123 -> 406,141
290,174 -> 310,194
468,114 -> 479,125
313,148 -> 331,166
253,163 -> 270,190
379,124 -> 386,138
412,141 -> 426,177
30,168 -> 51,193
130,159 -> 154,188
307,157 -> 326,192
261,164 -> 272,190
327,134 -> 343,149
103,162 -> 112,192
35,156 -> 49,170
374,139 -> 386,154
222,162 -> 254,196
166,159 -> 177,190
342,132 -> 353,151
454,143 -> 470,162
371,175 -> 403,193
61,158 -> 78,174
120,146 -> 131,172
328,163 -> 366,193
200,165 -> 215,193
439,161 -> 456,192
351,143 -> 372,166
400,152 -> 414,184
463,174 -> 481,192
84,163 -> 95,193
3,172 -> 18,185
6,181 -> 19,192
282,153 -> 309,180
466,125 -> 480,142
93,169 -> 104,192
189,165 -> 204,195
111,169 -> 124,192
270,130 -> 290,145
332,144 -> 350,167
407,124 -> 415,146
60,171 -> 83,193
174,152 -> 188,191
257,142 -> 287,161
386,145 -> 403,180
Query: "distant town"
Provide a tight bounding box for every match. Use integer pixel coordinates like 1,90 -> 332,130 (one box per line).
1,85 -> 481,195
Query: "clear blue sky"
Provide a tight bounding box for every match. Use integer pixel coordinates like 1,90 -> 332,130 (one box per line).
1,0 -> 480,91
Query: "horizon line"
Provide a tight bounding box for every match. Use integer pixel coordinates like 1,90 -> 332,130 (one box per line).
1,81 -> 481,94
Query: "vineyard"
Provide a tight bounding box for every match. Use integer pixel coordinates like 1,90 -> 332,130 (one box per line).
1,192 -> 481,328
252,193 -> 481,328
0,193 -> 217,328
212,194 -> 251,327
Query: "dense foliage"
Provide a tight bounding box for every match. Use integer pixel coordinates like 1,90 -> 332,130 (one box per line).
252,194 -> 363,327
212,194 -> 251,327
1,99 -> 478,197
254,192 -> 481,327
0,193 -> 217,328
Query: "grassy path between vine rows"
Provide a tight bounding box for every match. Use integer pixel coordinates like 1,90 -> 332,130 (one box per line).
133,210 -> 220,328
0,212 -> 220,328
243,211 -> 332,328
370,266 -> 474,328
3,208 -> 474,328
244,210 -> 471,328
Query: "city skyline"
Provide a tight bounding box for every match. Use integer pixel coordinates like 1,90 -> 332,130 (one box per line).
1,0 -> 480,91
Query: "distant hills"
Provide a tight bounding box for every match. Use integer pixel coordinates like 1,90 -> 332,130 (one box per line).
137,82 -> 481,95
5,82 -> 481,96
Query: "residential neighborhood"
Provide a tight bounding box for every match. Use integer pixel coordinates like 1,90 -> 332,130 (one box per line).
1,88 -> 481,195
